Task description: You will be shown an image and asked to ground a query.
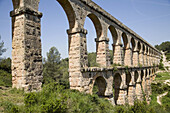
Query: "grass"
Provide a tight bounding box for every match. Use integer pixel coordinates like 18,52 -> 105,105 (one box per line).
0,87 -> 24,112
150,72 -> 170,113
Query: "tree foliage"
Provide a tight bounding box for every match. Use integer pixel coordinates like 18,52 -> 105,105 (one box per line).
0,58 -> 12,87
155,41 -> 170,61
88,52 -> 99,67
43,47 -> 69,85
0,58 -> 11,73
0,36 -> 6,61
155,41 -> 170,53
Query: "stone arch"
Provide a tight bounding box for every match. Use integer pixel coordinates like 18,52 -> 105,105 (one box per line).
56,0 -> 76,29
137,41 -> 141,52
12,0 -> 77,29
85,13 -> 102,38
84,13 -> 102,66
114,72 -> 122,105
108,25 -> 118,44
131,37 -> 136,51
122,32 -> 128,49
108,25 -> 118,64
92,75 -> 107,96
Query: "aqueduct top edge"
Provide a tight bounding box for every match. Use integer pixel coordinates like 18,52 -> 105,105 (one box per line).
80,0 -> 161,54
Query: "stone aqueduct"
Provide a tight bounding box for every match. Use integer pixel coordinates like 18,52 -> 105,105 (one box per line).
11,0 -> 161,105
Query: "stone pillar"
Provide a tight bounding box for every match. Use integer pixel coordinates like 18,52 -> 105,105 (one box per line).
146,73 -> 151,96
112,29 -> 123,66
116,88 -> 127,105
128,84 -> 135,105
115,72 -> 127,105
139,52 -> 144,66
96,37 -> 110,67
135,72 -> 143,101
11,1 -> 43,91
124,35 -> 132,66
67,28 -> 88,91
133,50 -> 139,67
150,54 -> 153,66
147,53 -> 150,66
152,54 -> 156,65
145,70 -> 151,103
113,44 -> 123,65
144,52 -> 148,66
124,48 -> 132,66
127,73 -> 135,105
142,71 -> 146,94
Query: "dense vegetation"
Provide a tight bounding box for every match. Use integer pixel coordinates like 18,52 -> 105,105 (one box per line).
155,41 -> 170,61
1,78 -> 170,113
0,45 -> 170,112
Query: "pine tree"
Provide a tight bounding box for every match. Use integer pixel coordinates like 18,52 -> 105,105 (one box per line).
0,35 -> 6,61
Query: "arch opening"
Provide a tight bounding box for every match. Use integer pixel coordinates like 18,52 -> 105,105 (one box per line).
108,25 -> 117,65
114,73 -> 122,105
122,32 -> 128,49
57,0 -> 76,29
126,72 -> 132,95
84,13 -> 102,67
141,70 -> 145,92
134,71 -> 139,83
92,76 -> 107,96
87,14 -> 102,38
131,37 -> 135,51
138,41 -> 141,52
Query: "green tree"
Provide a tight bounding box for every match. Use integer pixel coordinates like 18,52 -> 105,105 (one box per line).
0,35 -> 6,61
0,58 -> 12,87
43,47 -> 69,86
46,47 -> 61,64
43,47 -> 61,83
155,41 -> 170,53
88,52 -> 98,67
0,58 -> 11,73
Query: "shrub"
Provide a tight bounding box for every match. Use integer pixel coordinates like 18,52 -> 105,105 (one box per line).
41,98 -> 67,113
0,69 -> 12,87
24,92 -> 37,107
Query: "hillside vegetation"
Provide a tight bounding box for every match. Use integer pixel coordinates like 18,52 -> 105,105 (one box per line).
0,46 -> 170,113
155,41 -> 170,61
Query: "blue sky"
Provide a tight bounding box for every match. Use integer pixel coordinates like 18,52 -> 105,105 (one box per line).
0,0 -> 170,59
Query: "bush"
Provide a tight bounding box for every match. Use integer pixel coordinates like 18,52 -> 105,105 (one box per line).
0,58 -> 11,73
24,92 -> 37,107
0,69 -> 12,87
41,98 -> 67,113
